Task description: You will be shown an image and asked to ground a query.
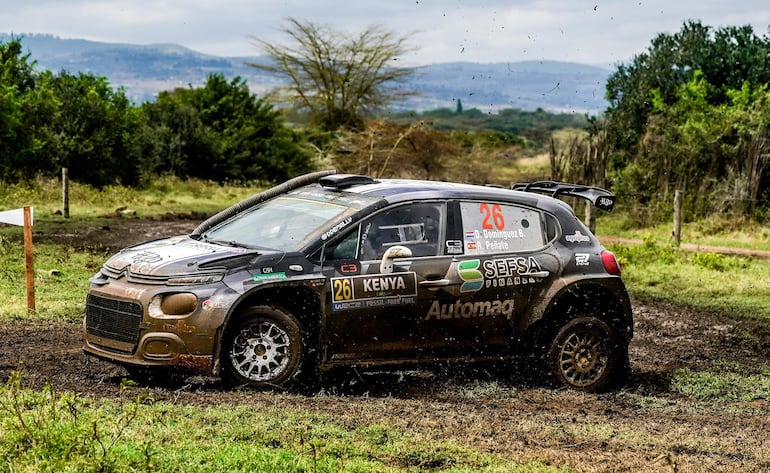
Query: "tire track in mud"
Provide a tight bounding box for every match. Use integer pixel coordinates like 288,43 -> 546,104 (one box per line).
1,298 -> 769,472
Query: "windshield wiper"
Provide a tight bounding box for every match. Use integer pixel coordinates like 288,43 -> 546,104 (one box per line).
200,235 -> 254,249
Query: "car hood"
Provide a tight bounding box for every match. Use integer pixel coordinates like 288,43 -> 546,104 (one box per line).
103,235 -> 261,277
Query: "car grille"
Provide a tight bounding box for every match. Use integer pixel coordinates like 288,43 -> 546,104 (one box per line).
85,294 -> 143,345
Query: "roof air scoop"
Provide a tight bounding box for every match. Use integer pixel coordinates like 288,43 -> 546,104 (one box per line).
319,174 -> 379,189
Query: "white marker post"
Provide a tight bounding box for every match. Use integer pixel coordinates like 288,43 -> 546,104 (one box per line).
0,206 -> 35,314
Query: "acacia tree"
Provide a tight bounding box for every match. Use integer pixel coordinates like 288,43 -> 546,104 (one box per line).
251,18 -> 415,131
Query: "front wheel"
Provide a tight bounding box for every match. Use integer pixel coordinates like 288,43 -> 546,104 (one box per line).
221,306 -> 304,390
547,317 -> 621,392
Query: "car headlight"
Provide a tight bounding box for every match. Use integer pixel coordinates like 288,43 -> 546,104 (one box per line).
148,293 -> 199,318
166,272 -> 224,286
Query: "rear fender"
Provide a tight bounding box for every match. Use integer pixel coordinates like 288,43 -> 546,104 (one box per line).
522,278 -> 633,353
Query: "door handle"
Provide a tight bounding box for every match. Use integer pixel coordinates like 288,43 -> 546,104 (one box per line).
419,279 -> 453,287
520,271 -> 550,278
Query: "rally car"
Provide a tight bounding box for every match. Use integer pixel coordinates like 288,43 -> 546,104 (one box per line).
83,170 -> 633,392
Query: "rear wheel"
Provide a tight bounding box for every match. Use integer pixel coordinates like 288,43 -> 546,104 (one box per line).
547,316 -> 619,392
221,306 -> 305,390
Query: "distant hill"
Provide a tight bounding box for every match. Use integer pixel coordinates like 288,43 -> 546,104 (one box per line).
3,33 -> 611,114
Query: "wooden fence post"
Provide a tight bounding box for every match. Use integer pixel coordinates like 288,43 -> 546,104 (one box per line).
23,206 -> 35,314
673,190 -> 683,247
62,167 -> 70,218
584,201 -> 596,233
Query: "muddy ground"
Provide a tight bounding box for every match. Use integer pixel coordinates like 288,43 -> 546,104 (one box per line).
2,217 -> 769,472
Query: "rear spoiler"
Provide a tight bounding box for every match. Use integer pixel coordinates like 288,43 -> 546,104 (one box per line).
510,181 -> 616,212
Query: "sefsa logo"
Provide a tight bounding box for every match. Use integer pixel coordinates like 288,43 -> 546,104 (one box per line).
482,256 -> 543,288
458,259 -> 483,292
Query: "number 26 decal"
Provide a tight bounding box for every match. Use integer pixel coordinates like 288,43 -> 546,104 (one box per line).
480,203 -> 505,230
333,278 -> 352,301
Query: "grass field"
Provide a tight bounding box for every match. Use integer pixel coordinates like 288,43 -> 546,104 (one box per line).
0,175 -> 263,220
1,176 -> 769,472
2,374 -> 566,473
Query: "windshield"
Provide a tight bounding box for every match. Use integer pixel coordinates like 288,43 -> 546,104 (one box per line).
203,195 -> 356,251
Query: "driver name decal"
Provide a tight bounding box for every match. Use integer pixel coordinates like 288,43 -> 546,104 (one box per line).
331,272 -> 417,311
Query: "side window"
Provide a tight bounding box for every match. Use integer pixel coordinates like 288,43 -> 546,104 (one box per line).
324,227 -> 360,260
360,203 -> 445,260
459,201 -> 545,254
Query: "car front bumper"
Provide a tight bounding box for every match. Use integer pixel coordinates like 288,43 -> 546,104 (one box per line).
82,276 -> 236,375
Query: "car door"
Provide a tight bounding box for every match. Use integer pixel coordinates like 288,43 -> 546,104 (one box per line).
321,201 -> 451,361
415,200 -> 559,357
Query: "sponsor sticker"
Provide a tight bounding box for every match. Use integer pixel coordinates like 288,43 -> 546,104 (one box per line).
565,231 -> 590,243
252,272 -> 287,282
446,240 -> 463,255
338,262 -> 359,274
331,272 -> 418,311
482,256 -> 544,288
597,196 -> 615,210
131,251 -> 163,264
321,216 -> 353,240
458,259 -> 484,292
202,298 -> 228,310
425,298 -> 515,320
575,253 -> 590,266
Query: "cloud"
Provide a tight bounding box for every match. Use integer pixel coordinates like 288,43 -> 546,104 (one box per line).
1,0 -> 769,66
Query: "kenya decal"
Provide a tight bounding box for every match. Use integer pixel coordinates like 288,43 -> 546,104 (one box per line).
331,272 -> 417,311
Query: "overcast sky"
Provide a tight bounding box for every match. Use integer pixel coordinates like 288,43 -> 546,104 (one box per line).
2,1 -> 769,67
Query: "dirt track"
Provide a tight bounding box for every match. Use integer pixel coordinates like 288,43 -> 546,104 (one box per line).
3,218 -> 769,472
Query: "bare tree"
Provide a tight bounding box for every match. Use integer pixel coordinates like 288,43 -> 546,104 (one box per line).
250,18 -> 416,131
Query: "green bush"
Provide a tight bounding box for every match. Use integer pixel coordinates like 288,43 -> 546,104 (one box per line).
690,252 -> 748,272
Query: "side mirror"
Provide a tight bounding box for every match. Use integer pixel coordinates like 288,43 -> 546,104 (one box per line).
379,245 -> 412,274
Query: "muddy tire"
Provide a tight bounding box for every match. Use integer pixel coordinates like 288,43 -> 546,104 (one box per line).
221,306 -> 305,390
547,316 -> 619,392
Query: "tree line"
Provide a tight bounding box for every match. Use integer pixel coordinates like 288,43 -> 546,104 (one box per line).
602,21 -> 770,221
2,18 -> 770,223
0,27 -> 572,189
0,39 -> 314,187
